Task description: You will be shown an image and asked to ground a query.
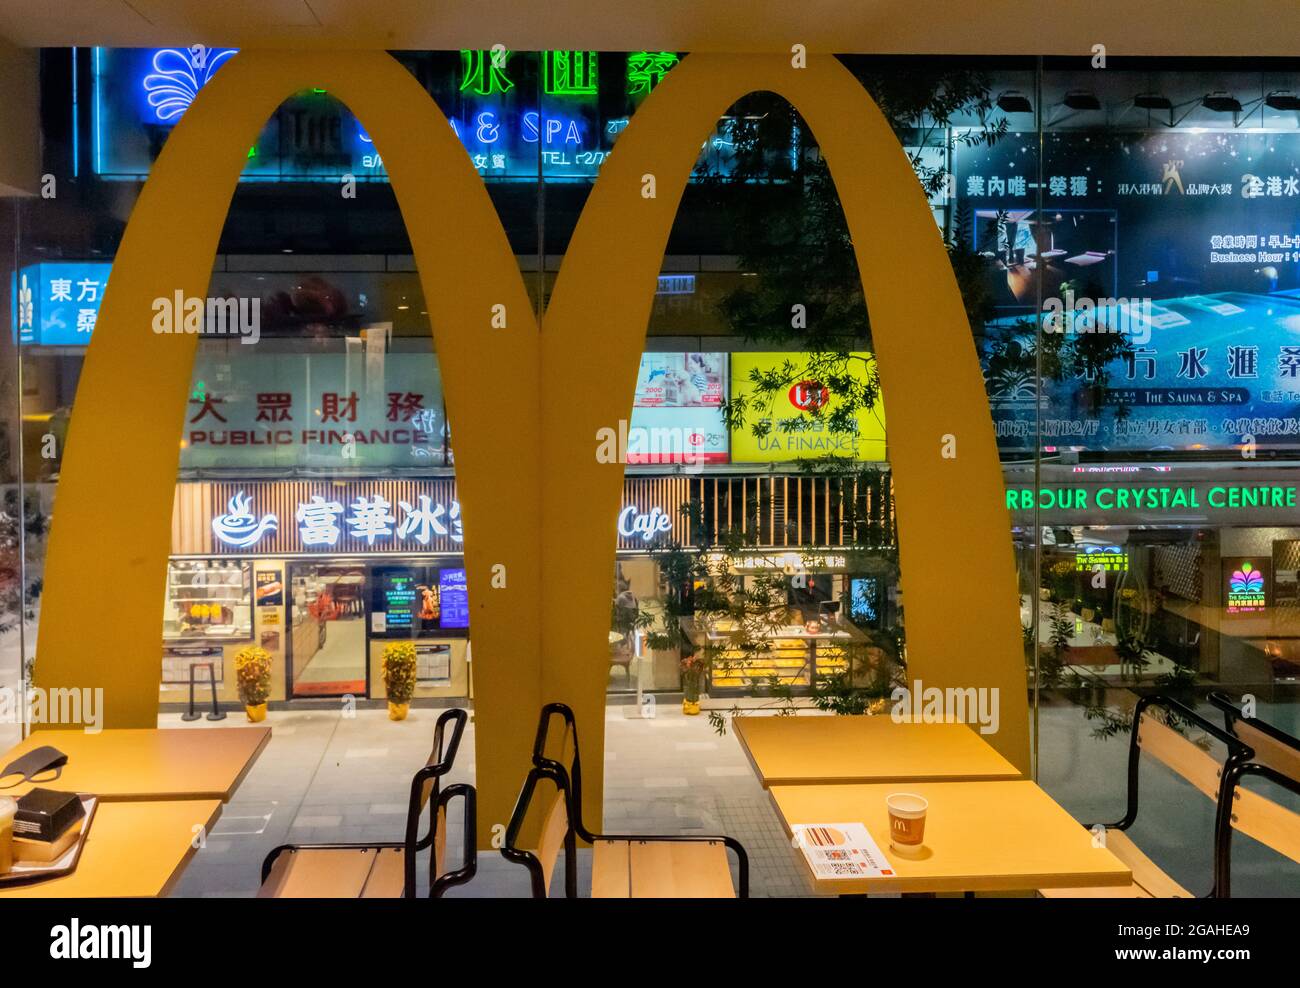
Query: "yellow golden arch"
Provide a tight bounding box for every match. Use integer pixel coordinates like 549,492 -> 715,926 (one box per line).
35,50 -> 1026,842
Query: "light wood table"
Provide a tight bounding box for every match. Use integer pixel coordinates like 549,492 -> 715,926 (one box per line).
0,727 -> 271,802
769,780 -> 1130,895
733,715 -> 1021,788
0,799 -> 223,898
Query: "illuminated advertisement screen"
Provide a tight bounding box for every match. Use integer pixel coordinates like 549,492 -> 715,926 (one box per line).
959,131 -> 1300,453
438,568 -> 470,629
379,568 -> 417,632
729,352 -> 887,462
628,352 -> 729,464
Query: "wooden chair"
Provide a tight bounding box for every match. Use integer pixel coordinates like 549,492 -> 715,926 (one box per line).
1214,761 -> 1300,898
1040,694 -> 1253,899
501,702 -> 749,898
1209,690 -> 1300,785
259,708 -> 476,898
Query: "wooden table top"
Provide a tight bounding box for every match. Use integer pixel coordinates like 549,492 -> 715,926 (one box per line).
732,715 -> 1021,788
0,727 -> 271,802
769,780 -> 1130,894
0,799 -> 223,898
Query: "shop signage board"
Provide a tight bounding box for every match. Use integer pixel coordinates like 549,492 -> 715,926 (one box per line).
90,48 -> 754,185
1073,546 -> 1128,572
12,262 -> 112,345
183,351 -> 448,470
1223,556 -> 1270,614
1004,480 -> 1300,525
729,352 -> 887,462
176,476 -> 693,555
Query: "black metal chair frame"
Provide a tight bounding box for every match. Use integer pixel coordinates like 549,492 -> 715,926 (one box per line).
1213,761 -> 1300,898
504,701 -> 749,898
501,761 -> 574,898
1208,689 -> 1300,762
1093,693 -> 1254,898
261,707 -> 476,898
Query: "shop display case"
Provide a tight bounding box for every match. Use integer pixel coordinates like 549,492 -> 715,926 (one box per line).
161,559 -> 253,688
690,617 -> 864,691
162,559 -> 253,642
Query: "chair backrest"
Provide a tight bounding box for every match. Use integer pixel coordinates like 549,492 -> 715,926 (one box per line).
531,701 -> 595,842
1209,691 -> 1300,785
502,763 -> 574,898
1116,694 -> 1253,830
1135,710 -> 1224,799
1215,762 -> 1300,897
401,708 -> 468,897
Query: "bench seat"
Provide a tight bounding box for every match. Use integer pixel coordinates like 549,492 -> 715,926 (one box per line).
1041,829 -> 1191,898
591,838 -> 736,898
258,846 -> 409,898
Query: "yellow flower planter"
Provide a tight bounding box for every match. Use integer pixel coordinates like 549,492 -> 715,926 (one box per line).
245,703 -> 267,723
388,701 -> 410,721
682,699 -> 701,715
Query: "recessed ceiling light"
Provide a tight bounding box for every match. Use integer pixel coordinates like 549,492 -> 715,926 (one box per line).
1202,92 -> 1242,114
997,91 -> 1033,114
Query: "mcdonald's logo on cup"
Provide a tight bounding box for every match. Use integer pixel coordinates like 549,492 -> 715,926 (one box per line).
34,48 -> 1029,842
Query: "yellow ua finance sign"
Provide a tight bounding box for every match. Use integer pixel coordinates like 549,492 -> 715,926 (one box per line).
35,50 -> 1027,844
729,352 -> 887,462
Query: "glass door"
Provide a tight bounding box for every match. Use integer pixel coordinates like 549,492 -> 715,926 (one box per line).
287,562 -> 368,697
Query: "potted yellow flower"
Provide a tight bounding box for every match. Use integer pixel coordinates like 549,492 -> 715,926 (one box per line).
233,646 -> 272,722
680,651 -> 706,715
383,642 -> 417,721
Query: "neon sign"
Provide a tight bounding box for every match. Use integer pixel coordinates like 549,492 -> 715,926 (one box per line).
141,46 -> 238,123
1005,484 -> 1300,512
1227,561 -> 1266,613
1074,546 -> 1128,572
627,52 -> 679,96
289,494 -> 464,549
618,505 -> 673,542
459,49 -> 514,96
543,50 -> 598,96
211,491 -> 278,548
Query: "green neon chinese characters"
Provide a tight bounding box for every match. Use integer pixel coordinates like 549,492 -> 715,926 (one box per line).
544,51 -> 598,95
460,49 -> 514,96
627,51 -> 680,96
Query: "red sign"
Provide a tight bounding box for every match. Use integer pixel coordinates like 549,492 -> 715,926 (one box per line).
788,380 -> 829,411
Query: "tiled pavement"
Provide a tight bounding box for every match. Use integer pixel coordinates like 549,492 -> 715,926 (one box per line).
166,698 -> 1298,897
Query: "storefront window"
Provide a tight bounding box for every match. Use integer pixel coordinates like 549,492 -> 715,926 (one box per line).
6,49 -> 1297,899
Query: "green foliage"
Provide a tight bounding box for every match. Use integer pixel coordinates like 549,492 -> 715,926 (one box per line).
234,646 -> 273,706
382,641 -> 418,704
0,489 -> 46,639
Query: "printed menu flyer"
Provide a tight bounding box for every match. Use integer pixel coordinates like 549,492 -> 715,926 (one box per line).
792,822 -> 894,879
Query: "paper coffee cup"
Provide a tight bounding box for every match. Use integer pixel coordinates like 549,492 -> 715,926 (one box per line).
886,792 -> 928,851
